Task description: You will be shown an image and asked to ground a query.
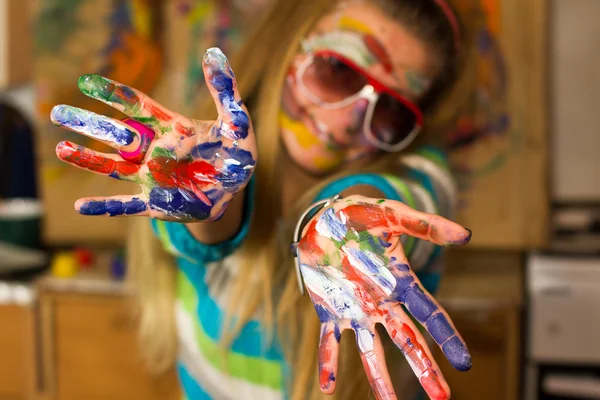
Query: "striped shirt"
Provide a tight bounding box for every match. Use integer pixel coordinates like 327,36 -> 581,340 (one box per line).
152,145 -> 457,400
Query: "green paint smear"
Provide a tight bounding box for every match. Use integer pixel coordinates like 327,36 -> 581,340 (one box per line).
151,146 -> 175,159
405,71 -> 430,97
377,199 -> 385,204
78,74 -> 142,117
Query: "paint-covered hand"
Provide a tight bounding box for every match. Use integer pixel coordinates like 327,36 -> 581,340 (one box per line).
297,195 -> 472,400
50,48 -> 255,222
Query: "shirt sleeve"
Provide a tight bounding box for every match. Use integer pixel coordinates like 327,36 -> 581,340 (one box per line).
313,145 -> 457,294
150,178 -> 255,264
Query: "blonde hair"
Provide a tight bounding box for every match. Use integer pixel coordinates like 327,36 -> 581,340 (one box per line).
128,0 -> 475,398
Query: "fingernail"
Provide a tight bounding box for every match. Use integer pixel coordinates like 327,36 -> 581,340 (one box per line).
78,74 -> 110,98
50,105 -> 66,124
204,47 -> 227,63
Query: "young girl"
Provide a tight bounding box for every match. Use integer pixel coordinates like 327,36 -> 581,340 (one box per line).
50,0 -> 474,399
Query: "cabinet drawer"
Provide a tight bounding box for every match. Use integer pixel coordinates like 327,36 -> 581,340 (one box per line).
0,304 -> 34,399
42,293 -> 179,400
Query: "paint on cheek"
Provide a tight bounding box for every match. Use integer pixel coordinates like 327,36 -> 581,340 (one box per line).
313,155 -> 345,171
279,111 -> 321,149
405,71 -> 432,97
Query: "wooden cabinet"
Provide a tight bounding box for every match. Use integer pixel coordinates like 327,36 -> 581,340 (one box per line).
0,1 -> 32,88
434,250 -> 524,400
38,290 -> 180,400
0,304 -> 36,400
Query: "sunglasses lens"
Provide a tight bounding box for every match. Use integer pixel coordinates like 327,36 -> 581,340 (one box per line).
301,54 -> 367,103
370,93 -> 419,148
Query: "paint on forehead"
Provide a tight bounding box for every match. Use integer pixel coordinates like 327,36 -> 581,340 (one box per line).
339,16 -> 394,73
303,30 -> 376,69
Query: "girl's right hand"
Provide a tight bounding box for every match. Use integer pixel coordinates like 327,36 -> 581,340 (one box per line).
50,48 -> 256,222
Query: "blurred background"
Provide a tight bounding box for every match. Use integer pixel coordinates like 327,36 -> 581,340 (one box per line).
0,0 -> 598,399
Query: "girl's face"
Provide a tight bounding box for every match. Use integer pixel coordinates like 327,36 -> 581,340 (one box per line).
280,2 -> 436,175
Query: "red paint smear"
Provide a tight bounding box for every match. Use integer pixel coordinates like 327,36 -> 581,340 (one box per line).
420,370 -> 448,400
298,220 -> 325,256
147,157 -> 218,205
318,330 -> 335,389
400,216 -> 430,236
386,318 -> 445,398
360,351 -> 392,400
342,204 -> 388,230
149,104 -> 173,123
57,142 -> 140,178
175,122 -> 195,137
363,35 -> 393,74
341,256 -> 383,309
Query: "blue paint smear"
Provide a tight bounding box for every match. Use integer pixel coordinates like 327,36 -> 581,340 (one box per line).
319,208 -> 347,241
366,235 -> 386,253
329,372 -> 336,382
441,337 -> 472,371
314,303 -> 333,323
426,312 -> 455,345
119,85 -> 138,102
79,197 -> 146,216
96,118 -> 134,146
401,284 -> 438,322
210,72 -> 249,139
205,189 -> 224,205
224,146 -> 255,166
52,105 -> 134,146
219,163 -> 252,190
192,141 -> 222,159
79,201 -> 108,215
334,325 -> 341,342
378,237 -> 392,248
390,274 -> 415,300
149,187 -> 212,220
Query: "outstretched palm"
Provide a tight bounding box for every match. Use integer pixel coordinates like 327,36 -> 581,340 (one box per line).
51,48 -> 256,222
297,195 -> 472,400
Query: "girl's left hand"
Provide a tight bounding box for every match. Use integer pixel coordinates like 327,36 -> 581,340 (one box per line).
297,195 -> 472,400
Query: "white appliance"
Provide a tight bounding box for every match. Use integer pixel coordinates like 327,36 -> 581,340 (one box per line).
525,254 -> 600,399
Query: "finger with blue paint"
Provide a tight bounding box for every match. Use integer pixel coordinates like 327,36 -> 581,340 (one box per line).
202,47 -> 251,141
76,195 -> 149,217
50,105 -> 147,157
387,243 -> 471,373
